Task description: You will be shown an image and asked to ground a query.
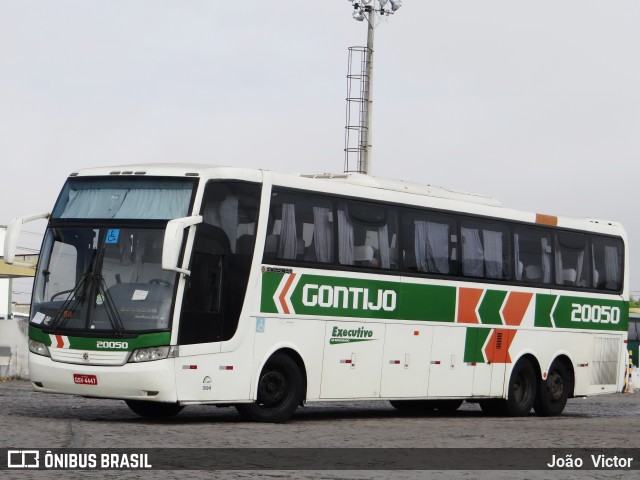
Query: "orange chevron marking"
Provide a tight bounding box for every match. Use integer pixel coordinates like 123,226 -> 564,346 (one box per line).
55,335 -> 64,348
457,287 -> 483,324
484,329 -> 515,363
502,292 -> 533,326
278,274 -> 297,314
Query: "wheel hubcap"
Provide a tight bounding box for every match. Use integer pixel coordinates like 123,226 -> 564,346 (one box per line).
547,371 -> 564,401
258,371 -> 287,407
514,372 -> 531,406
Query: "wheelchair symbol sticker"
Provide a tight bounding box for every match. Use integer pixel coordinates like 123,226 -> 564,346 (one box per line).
106,229 -> 120,244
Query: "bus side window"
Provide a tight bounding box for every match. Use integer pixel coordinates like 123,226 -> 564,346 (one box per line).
403,211 -> 453,275
201,182 -> 260,256
555,232 -> 588,287
591,237 -> 624,291
461,222 -> 510,280
266,191 -> 335,264
338,201 -> 397,270
514,228 -> 552,284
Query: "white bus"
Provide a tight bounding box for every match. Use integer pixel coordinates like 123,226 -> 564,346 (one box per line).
5,164 -> 629,422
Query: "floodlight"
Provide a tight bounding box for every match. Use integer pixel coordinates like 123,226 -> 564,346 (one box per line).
390,0 -> 402,11
352,10 -> 365,21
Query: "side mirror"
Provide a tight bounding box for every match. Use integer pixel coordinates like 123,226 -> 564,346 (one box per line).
4,212 -> 50,265
162,215 -> 203,275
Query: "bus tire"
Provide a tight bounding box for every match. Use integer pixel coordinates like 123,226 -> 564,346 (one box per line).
125,400 -> 184,419
505,358 -> 537,416
389,400 -> 436,412
533,360 -> 571,416
236,353 -> 303,423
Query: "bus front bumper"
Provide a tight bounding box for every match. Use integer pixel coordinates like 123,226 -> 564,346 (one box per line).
28,353 -> 178,402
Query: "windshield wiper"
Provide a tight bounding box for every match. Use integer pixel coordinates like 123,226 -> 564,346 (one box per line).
47,273 -> 125,336
96,274 -> 125,336
47,272 -> 91,333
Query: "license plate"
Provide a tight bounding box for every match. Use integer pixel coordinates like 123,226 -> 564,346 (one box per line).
73,374 -> 98,385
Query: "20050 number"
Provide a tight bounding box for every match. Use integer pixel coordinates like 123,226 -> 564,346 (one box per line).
96,341 -> 129,349
571,303 -> 620,324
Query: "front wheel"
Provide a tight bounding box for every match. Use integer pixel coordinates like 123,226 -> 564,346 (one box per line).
236,353 -> 304,423
533,361 -> 571,416
125,400 -> 184,419
505,358 -> 537,416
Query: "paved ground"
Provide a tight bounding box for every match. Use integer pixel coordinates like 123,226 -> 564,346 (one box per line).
1,380 -> 640,479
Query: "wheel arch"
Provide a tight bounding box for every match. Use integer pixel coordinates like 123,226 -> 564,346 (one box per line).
511,351 -> 542,381
253,344 -> 308,402
501,352 -> 541,398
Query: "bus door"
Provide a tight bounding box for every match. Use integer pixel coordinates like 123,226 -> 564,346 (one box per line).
426,326 -> 475,398
469,326 -> 515,397
320,321 -> 386,399
379,323 -> 433,398
175,224 -> 228,400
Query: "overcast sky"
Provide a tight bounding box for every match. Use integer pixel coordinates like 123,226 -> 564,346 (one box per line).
1,1 -> 639,301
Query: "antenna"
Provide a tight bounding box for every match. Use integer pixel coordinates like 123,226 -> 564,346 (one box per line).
344,0 -> 403,175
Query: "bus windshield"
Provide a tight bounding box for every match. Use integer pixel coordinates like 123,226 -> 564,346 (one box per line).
52,177 -> 194,220
31,226 -> 177,334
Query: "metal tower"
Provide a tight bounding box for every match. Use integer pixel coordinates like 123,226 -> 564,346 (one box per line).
344,0 -> 402,175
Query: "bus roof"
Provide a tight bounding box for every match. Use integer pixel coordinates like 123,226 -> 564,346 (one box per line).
300,172 -> 502,207
66,163 -> 625,238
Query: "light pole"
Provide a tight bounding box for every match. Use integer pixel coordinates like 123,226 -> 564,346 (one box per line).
344,0 -> 402,175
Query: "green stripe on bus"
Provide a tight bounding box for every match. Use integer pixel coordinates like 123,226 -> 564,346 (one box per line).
534,294 -> 555,328
478,290 -> 507,325
260,271 -> 627,332
29,326 -> 171,350
464,327 -> 492,363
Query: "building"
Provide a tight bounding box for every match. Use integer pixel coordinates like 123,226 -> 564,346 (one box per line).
0,227 -> 37,379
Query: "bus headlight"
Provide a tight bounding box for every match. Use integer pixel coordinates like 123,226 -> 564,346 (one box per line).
29,340 -> 50,357
129,346 -> 178,363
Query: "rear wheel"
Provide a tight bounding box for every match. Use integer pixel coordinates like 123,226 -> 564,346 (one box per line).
533,361 -> 571,416
125,400 -> 184,419
236,353 -> 304,423
505,358 -> 537,416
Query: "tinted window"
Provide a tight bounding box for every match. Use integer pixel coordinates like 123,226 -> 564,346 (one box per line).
461,221 -> 511,280
555,232 -> 588,287
265,190 -> 335,264
514,228 -> 552,284
591,236 -> 624,291
337,201 -> 398,270
261,188 -> 623,294
403,211 -> 455,275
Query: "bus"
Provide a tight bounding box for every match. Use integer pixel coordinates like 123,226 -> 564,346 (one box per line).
4,164 -> 629,422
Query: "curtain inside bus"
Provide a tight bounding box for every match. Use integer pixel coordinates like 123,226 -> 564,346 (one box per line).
53,178 -> 195,220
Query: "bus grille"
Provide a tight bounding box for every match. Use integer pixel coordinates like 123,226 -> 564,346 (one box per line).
49,348 -> 130,366
590,337 -> 620,386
